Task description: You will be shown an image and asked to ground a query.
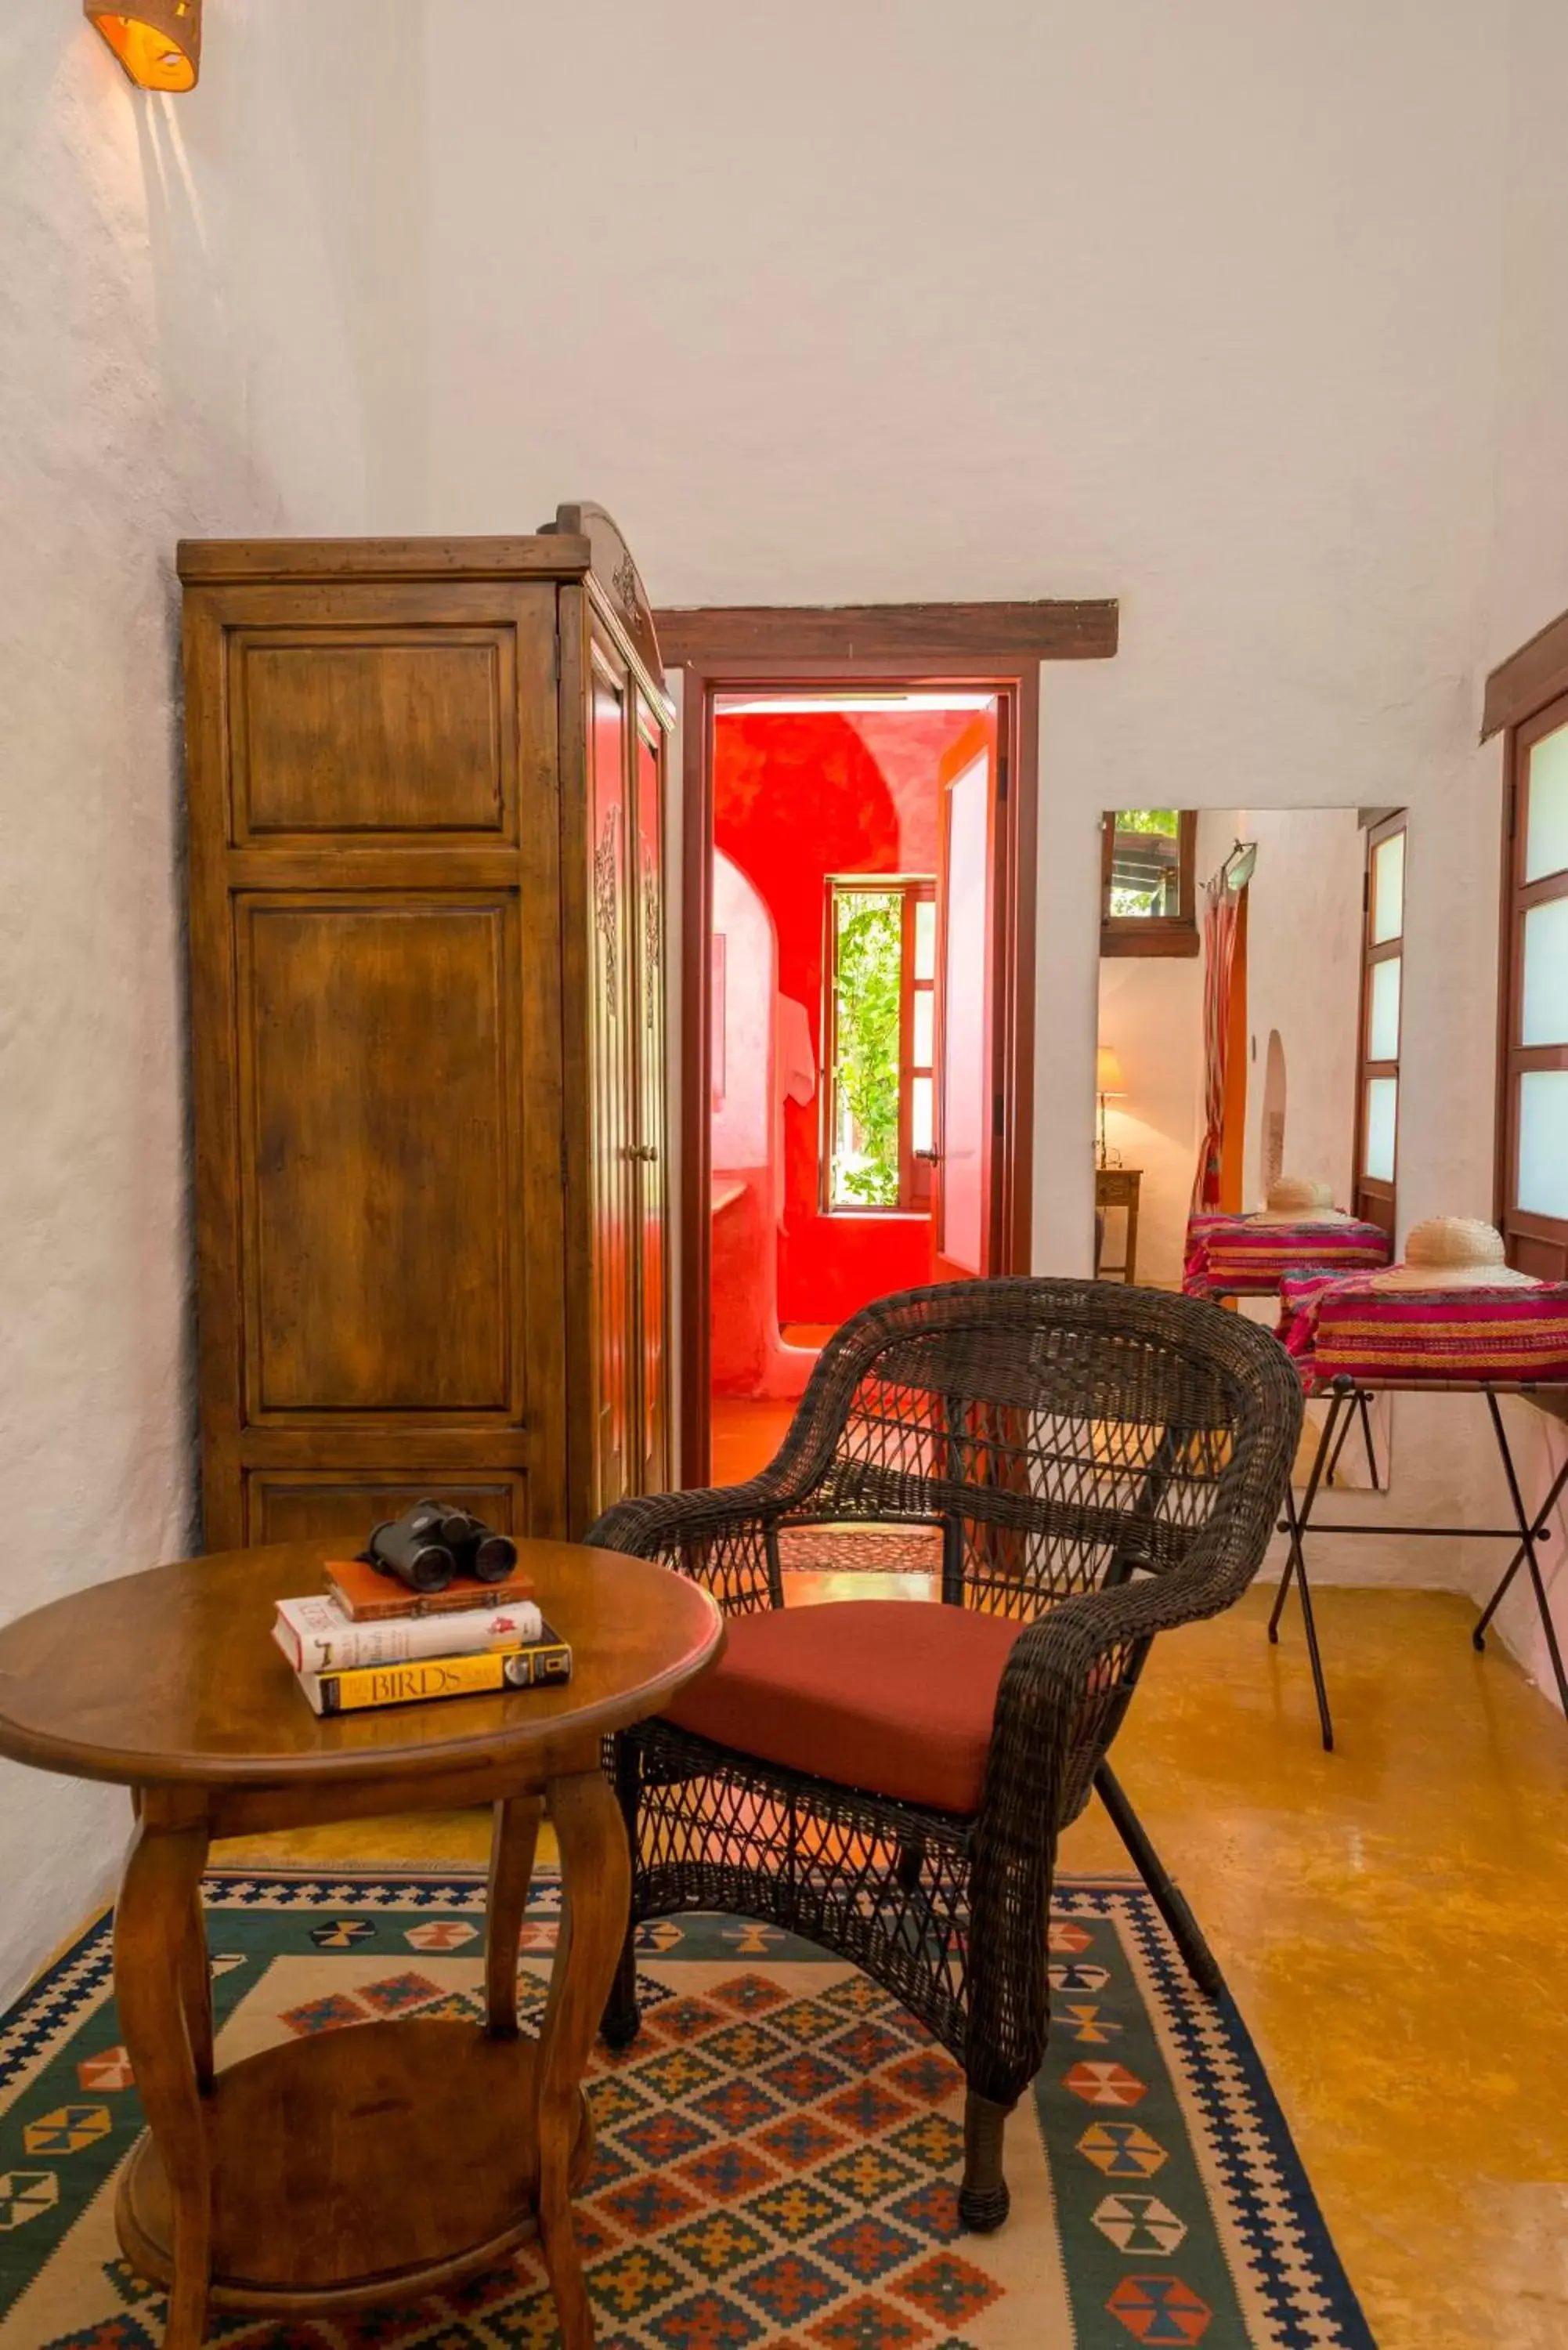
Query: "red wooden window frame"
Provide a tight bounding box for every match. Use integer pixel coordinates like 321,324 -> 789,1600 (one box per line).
1498,690 -> 1568,1277
1351,811 -> 1406,1237
822,876 -> 936,1216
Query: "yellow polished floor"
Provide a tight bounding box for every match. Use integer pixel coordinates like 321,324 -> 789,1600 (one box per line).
219,1589 -> 1568,2350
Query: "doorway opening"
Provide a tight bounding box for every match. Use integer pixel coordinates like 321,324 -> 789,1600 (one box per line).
683,673 -> 1038,1488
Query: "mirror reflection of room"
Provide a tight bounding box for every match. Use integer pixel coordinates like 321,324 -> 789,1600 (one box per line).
1096,807 -> 1407,1488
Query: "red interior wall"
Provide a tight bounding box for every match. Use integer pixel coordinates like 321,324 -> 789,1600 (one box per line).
712,709 -> 979,1335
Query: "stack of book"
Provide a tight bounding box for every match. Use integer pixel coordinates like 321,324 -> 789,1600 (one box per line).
274,1556 -> 572,1716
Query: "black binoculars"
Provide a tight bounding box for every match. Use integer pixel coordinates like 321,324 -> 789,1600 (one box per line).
363,1500 -> 518,1595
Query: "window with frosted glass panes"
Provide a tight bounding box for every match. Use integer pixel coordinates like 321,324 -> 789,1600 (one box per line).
1353,812 -> 1406,1232
1500,695 -> 1568,1273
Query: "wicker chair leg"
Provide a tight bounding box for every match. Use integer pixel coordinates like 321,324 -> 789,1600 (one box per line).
959,2091 -> 1012,2232
1094,1762 -> 1223,1998
600,1741 -> 642,2052
894,1838 -> 925,1891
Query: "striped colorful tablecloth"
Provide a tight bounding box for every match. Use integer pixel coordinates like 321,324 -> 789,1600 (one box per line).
1276,1268 -> 1568,1386
1183,1215 -> 1392,1299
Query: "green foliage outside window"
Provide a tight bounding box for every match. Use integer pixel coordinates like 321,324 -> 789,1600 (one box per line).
831,889 -> 903,1206
1109,808 -> 1181,918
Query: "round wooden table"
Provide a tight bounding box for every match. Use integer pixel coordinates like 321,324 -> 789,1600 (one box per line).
0,1537 -> 723,2350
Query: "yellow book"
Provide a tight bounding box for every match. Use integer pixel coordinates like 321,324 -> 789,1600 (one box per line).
291,1622 -> 572,1716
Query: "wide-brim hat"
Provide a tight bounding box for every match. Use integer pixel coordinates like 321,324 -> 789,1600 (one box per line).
1251,1175 -> 1353,1226
1371,1216 -> 1538,1290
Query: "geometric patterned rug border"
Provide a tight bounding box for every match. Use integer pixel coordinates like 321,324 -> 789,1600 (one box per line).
0,1867 -> 1378,2350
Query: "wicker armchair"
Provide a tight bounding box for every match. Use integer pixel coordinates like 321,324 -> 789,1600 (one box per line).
590,1277 -> 1302,2229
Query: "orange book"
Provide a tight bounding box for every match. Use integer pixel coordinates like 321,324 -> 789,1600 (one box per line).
324,1556 -> 536,1623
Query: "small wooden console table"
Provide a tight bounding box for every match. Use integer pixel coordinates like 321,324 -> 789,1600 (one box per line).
0,1538 -> 722,2350
1094,1165 -> 1142,1283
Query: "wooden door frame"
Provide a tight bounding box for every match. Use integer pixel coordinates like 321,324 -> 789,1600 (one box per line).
660,598 -> 1118,1488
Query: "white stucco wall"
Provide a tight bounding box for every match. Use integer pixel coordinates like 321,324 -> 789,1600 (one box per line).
4,0 -> 1566,2001
0,1 -> 428,2008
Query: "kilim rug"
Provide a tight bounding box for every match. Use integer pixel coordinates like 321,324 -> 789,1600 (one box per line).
0,1869 -> 1375,2350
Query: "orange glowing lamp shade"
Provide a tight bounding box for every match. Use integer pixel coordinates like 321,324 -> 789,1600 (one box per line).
1096,1047 -> 1127,1098
85,0 -> 201,91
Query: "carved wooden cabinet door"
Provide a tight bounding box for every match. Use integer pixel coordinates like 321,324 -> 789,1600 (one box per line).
181,570 -> 568,1549
585,638 -> 638,1517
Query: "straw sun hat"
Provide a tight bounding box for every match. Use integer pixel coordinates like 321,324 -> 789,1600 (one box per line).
1251,1175 -> 1352,1226
1371,1217 -> 1537,1290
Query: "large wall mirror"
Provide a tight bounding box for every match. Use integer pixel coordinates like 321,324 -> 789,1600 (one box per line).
1093,805 -> 1407,1489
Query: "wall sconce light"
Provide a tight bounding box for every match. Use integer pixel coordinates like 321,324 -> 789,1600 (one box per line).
85,1 -> 201,91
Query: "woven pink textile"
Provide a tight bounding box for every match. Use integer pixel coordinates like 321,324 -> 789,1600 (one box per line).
1183,1214 -> 1392,1299
1277,1269 -> 1568,1387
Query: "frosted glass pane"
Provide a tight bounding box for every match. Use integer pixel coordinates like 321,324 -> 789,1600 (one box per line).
1363,1076 -> 1397,1183
913,898 -> 937,980
1367,956 -> 1401,1062
912,989 -> 934,1067
1370,832 -> 1404,945
1524,722 -> 1568,884
911,1076 -> 934,1155
1522,897 -> 1568,1045
1517,1070 -> 1568,1218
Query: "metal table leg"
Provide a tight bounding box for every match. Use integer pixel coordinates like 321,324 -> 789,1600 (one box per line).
1269,1383 -> 1343,1752
1474,1391 -> 1568,1716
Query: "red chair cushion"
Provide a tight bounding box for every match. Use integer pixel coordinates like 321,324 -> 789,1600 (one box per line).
661,1599 -> 1025,1816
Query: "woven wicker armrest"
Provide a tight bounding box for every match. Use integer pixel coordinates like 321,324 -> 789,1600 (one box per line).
589,1479 -> 805,1613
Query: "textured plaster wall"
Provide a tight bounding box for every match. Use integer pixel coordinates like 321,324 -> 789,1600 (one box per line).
0,0 -> 433,2007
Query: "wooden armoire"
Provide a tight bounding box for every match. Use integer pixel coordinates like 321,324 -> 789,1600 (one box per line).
177,507 -> 672,1553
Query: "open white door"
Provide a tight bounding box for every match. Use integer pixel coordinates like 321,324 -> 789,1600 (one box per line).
932,733 -> 997,1280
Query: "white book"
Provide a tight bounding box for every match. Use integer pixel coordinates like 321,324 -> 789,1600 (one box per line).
273,1591 -> 544,1675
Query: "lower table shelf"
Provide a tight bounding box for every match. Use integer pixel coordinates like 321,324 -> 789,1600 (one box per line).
116,2018 -> 591,2315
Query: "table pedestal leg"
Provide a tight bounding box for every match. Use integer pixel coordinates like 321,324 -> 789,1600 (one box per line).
486,1793 -> 544,2037
537,1767 -> 630,2350
115,1815 -> 212,2350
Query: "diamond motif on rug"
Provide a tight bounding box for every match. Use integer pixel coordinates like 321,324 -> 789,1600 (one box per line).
1093,2193 -> 1188,2255
1078,2120 -> 1169,2177
20,2107 -> 109,2157
735,2249 -> 841,2326
309,1916 -> 377,1947
663,2211 -> 774,2279
816,2216 -> 922,2283
646,2286 -> 766,2350
0,2170 -> 57,2230
743,2178 -> 851,2242
1106,2273 -> 1213,2345
403,1920 -> 478,1952
1064,2060 -> 1147,2106
805,2290 -> 932,2350
893,2251 -> 1003,2325
74,2049 -> 133,2094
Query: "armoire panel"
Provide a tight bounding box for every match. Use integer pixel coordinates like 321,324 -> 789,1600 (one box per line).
232,631 -> 513,839
588,652 -> 636,1513
247,1473 -> 530,1550
237,897 -> 515,1417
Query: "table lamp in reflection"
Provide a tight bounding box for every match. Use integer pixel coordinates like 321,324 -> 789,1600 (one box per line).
1096,1047 -> 1126,1170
